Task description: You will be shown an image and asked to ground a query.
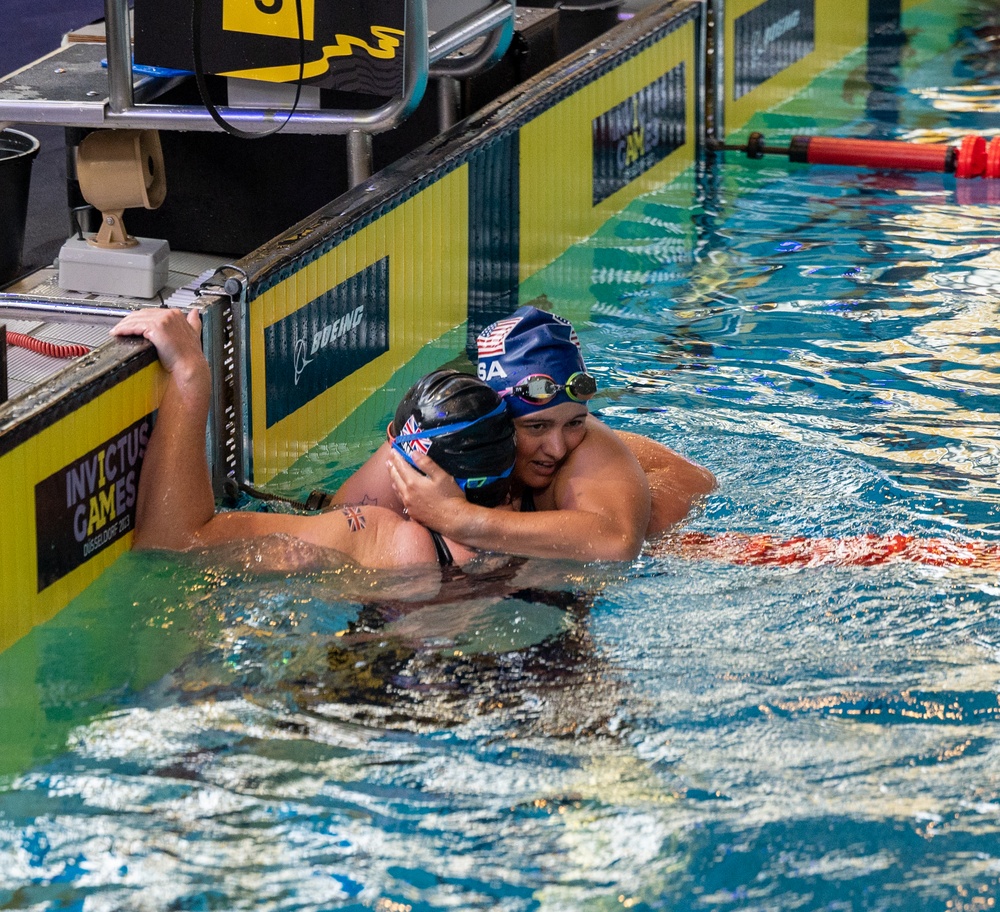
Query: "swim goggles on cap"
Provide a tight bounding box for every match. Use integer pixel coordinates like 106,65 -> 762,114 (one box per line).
501,372 -> 597,406
388,401 -> 513,491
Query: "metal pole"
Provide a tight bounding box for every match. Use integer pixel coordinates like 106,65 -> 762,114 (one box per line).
437,77 -> 459,131
346,131 -> 374,187
427,2 -> 513,63
103,0 -> 134,114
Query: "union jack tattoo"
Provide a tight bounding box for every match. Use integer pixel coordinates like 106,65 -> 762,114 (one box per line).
342,506 -> 366,532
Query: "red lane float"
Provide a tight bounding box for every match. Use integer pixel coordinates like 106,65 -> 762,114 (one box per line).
988,136 -> 1000,178
789,136 -> 954,173
718,132 -> 1000,179
661,532 -> 1000,569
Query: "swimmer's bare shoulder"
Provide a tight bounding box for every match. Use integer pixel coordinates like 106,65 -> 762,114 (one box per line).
330,441 -> 405,514
544,416 -> 649,518
614,428 -> 716,534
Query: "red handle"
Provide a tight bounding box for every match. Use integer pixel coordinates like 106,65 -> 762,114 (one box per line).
6,331 -> 90,359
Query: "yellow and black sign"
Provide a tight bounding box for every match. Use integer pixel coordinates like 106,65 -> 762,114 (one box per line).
134,0 -> 405,94
0,359 -> 165,656
722,0 -> 868,135
519,20 -> 696,282
248,167 -> 470,483
592,64 -> 687,205
223,0 -> 316,42
34,413 -> 153,592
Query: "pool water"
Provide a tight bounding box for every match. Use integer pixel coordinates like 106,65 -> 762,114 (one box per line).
4,2 -> 1000,909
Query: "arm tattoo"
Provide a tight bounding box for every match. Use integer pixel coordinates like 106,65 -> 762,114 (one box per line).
342,507 -> 366,532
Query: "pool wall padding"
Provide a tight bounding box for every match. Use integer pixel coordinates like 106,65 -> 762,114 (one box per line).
0,347 -> 164,654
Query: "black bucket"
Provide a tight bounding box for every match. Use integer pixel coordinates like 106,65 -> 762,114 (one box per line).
528,0 -> 626,56
0,128 -> 40,287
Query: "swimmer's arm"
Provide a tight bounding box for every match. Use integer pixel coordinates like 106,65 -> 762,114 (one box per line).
329,441 -> 405,513
112,309 -> 438,567
614,430 -> 717,534
111,308 -> 216,551
190,506 -> 439,568
388,448 -> 649,562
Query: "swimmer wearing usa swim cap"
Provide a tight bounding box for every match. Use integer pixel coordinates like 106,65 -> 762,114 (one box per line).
336,304 -> 714,560
383,304 -> 716,561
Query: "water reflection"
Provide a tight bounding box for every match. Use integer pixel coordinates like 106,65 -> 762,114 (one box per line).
2,550 -> 665,910
587,153 -> 1000,528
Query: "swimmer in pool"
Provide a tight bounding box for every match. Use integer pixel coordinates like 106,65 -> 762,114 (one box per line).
336,305 -> 716,562
111,308 -> 515,569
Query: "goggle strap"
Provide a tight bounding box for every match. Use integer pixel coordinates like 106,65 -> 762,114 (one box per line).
391,400 -> 507,449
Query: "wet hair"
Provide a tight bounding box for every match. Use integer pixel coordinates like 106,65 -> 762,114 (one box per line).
391,369 -> 516,507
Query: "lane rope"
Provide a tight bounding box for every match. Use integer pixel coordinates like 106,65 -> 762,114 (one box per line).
660,532 -> 1000,569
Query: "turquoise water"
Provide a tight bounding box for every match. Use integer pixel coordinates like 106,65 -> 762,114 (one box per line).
4,3 -> 1000,909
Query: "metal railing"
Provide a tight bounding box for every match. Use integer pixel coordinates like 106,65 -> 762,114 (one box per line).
0,0 -> 515,136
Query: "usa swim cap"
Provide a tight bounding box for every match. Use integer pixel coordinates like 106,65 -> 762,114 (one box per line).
476,305 -> 588,417
391,369 -> 515,507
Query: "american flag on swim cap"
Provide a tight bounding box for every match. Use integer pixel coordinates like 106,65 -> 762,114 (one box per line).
477,316 -> 522,358
477,305 -> 587,412
397,414 -> 431,457
546,311 -> 582,349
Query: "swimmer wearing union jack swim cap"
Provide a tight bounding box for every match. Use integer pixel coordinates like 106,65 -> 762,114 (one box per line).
111,308 -> 515,571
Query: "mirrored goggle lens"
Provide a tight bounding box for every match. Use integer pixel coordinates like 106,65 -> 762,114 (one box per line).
508,372 -> 596,405
565,371 -> 597,402
511,374 -> 559,404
